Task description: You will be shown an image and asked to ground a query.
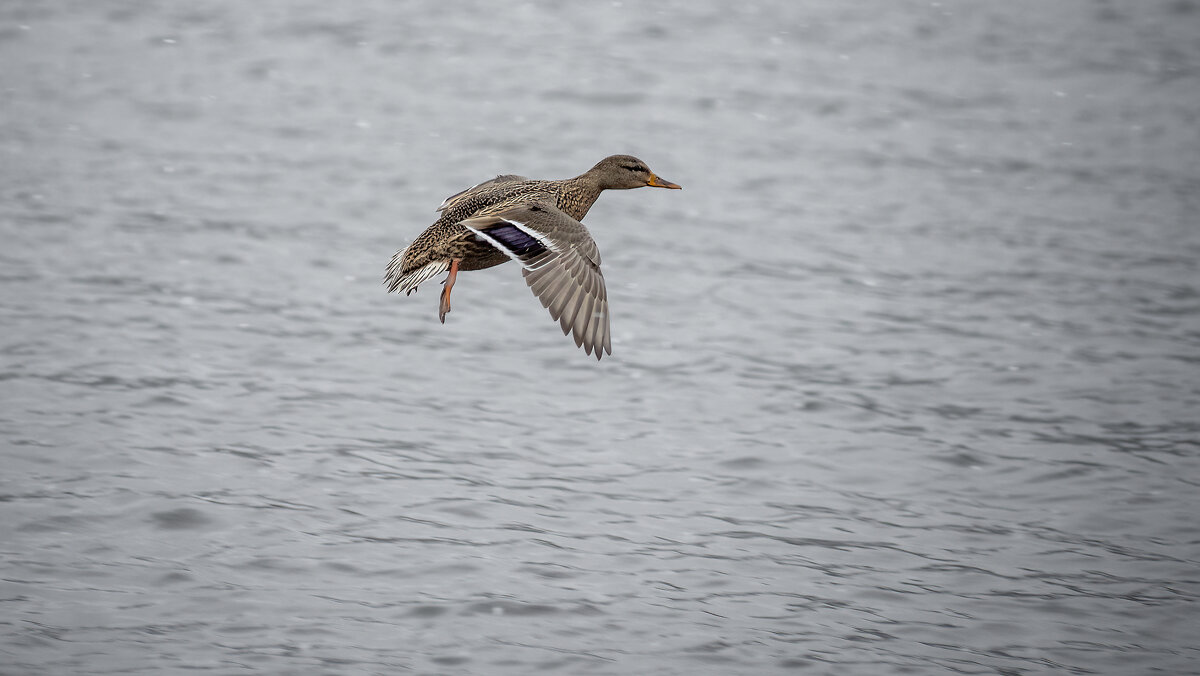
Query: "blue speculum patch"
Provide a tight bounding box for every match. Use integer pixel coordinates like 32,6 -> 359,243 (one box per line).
485,223 -> 546,257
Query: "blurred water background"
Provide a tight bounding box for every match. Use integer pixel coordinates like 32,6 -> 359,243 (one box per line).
2,1 -> 1199,674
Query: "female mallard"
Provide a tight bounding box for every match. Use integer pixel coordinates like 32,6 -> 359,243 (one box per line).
384,155 -> 680,359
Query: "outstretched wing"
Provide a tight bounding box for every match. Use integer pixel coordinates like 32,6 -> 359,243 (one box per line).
461,202 -> 611,359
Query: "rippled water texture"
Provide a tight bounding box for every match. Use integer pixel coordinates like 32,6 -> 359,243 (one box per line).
3,1 -> 1199,674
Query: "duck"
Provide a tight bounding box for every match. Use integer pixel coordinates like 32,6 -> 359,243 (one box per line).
384,155 -> 681,360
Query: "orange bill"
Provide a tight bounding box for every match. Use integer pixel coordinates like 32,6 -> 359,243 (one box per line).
647,174 -> 681,189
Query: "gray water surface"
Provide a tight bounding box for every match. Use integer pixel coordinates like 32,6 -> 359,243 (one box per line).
3,1 -> 1199,674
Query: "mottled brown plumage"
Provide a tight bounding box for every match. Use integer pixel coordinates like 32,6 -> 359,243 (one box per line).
383,155 -> 680,359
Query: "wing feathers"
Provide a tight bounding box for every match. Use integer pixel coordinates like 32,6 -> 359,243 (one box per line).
437,174 -> 529,212
462,203 -> 611,359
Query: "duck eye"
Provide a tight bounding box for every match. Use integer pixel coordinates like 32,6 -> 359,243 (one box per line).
623,164 -> 647,173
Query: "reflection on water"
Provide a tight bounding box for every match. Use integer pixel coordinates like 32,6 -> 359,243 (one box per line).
2,1 -> 1198,674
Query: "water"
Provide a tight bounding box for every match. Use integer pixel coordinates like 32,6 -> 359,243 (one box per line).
2,1 -> 1199,674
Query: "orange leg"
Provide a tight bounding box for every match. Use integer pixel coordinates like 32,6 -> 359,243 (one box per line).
439,259 -> 460,324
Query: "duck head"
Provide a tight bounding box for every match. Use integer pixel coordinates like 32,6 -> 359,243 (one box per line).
588,155 -> 682,190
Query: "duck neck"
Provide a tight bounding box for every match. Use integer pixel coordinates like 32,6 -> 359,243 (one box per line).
556,174 -> 606,221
